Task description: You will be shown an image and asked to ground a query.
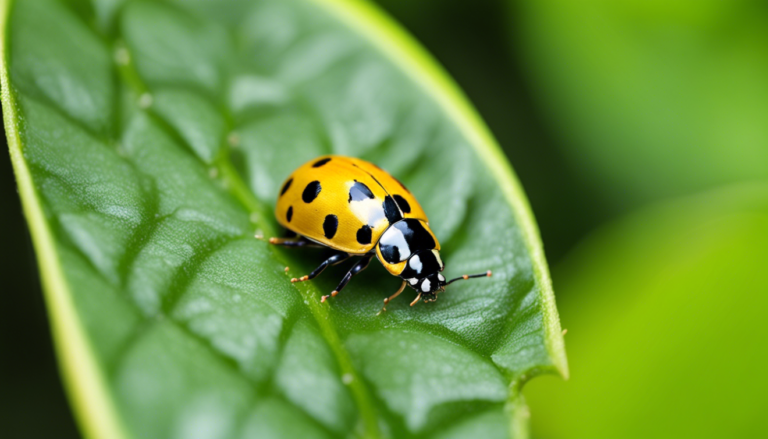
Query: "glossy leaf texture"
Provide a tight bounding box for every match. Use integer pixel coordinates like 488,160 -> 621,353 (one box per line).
525,184 -> 768,438
1,0 -> 566,438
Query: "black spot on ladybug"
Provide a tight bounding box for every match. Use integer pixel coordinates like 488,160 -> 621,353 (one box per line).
393,195 -> 411,214
312,157 -> 332,168
383,197 -> 402,224
379,240 -> 403,264
349,180 -> 374,202
302,181 -> 321,203
388,246 -> 401,262
323,214 -> 338,239
357,225 -> 372,245
286,206 -> 293,222
406,219 -> 436,250
280,178 -> 293,196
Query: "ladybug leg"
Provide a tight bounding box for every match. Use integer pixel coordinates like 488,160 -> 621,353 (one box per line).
321,254 -> 374,303
292,252 -> 350,283
377,280 -> 407,315
268,236 -> 322,248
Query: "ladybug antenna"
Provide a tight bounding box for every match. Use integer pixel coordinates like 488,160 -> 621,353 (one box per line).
446,270 -> 492,286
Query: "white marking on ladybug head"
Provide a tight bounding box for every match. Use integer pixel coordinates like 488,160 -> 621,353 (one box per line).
408,278 -> 418,285
409,254 -> 422,272
421,278 -> 431,292
438,274 -> 445,282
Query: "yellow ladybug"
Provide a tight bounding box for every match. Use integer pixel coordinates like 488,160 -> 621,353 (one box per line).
269,155 -> 491,312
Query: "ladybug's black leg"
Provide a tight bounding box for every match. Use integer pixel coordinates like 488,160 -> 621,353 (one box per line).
321,254 -> 374,303
291,252 -> 350,283
268,236 -> 321,248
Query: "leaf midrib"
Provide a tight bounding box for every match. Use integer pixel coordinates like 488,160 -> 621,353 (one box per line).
112,31 -> 382,437
308,0 -> 567,381
220,160 -> 383,437
2,0 -> 570,437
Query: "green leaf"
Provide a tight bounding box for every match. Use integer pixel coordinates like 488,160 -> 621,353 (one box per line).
515,0 -> 768,208
524,183 -> 768,438
1,0 -> 566,438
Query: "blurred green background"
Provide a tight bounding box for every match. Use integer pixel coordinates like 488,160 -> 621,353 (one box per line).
2,0 -> 766,437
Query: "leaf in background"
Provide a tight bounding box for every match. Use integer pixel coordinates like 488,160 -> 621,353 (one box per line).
524,183 -> 768,438
1,0 -> 566,438
514,0 -> 768,209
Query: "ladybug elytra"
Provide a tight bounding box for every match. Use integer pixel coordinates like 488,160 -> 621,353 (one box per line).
269,155 -> 490,313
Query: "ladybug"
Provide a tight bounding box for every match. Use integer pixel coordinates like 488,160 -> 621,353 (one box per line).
269,155 -> 491,312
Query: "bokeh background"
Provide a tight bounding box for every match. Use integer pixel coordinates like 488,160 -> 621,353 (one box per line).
2,0 -> 766,437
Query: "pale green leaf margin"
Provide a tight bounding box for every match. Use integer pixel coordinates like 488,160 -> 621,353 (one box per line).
0,0 -> 129,438
0,0 -> 568,438
311,0 -> 569,373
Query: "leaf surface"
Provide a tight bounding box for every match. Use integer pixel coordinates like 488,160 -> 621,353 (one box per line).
1,0 -> 566,438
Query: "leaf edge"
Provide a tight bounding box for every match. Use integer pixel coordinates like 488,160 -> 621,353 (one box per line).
0,0 -> 569,437
0,0 -> 129,438
307,0 -> 569,380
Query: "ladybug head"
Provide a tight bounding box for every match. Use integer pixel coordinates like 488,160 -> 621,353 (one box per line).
409,270 -> 494,306
403,249 -> 493,306
415,272 -> 447,302
402,250 -> 447,301
399,248 -> 493,307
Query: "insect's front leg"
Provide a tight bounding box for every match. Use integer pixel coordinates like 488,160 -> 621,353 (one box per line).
291,252 -> 351,283
321,254 -> 374,303
267,236 -> 320,248
377,280 -> 407,315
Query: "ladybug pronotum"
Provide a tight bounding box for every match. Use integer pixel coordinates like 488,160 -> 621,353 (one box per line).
269,155 -> 491,313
